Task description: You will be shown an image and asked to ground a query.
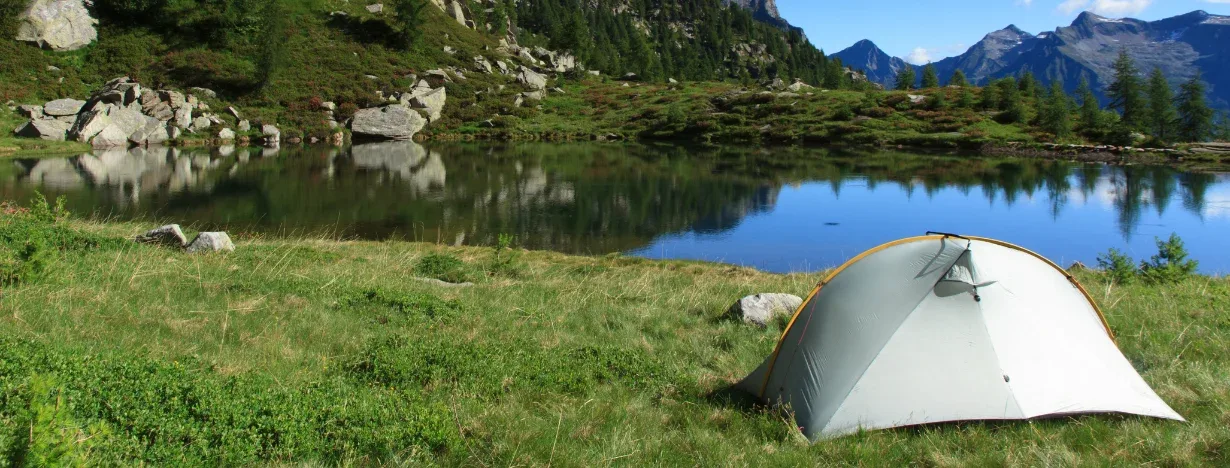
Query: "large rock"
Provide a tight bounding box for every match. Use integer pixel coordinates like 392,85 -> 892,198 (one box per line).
186,232 -> 235,254
68,108 -> 111,142
15,0 -> 98,51
173,105 -> 193,129
431,0 -> 474,28
217,128 -> 235,141
14,119 -> 70,141
17,105 -> 44,119
135,225 -> 188,248
261,124 -> 281,144
43,98 -> 85,116
350,105 -> 426,141
517,67 -> 548,90
729,293 -> 804,327
406,87 -> 446,122
91,124 -> 131,148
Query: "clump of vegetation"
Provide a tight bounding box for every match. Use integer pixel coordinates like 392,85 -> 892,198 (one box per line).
0,193 -> 123,287
1096,233 -> 1199,285
486,233 -> 524,278
0,375 -> 107,466
1139,234 -> 1199,284
339,288 -> 460,322
414,252 -> 473,283
1097,248 -> 1138,285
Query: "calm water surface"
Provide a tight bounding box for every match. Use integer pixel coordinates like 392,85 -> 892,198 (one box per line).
4,142 -> 1227,274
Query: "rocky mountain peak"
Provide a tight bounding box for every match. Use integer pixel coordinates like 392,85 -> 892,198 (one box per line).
724,0 -> 781,20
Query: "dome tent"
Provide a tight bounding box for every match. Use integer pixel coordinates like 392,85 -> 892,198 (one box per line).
739,234 -> 1183,441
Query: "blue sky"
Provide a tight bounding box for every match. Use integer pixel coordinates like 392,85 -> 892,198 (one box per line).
777,0 -> 1230,64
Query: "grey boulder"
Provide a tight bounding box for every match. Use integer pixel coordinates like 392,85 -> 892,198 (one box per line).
406,87 -> 446,122
517,66 -> 548,90
135,224 -> 188,247
350,105 -> 426,140
16,0 -> 98,51
186,232 -> 235,253
14,119 -> 70,141
729,293 -> 804,327
43,98 -> 86,116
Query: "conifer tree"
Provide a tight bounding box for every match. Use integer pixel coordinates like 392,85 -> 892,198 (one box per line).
1107,49 -> 1146,129
1145,68 -> 1177,141
921,64 -> 939,89
1040,81 -> 1073,138
958,86 -> 975,109
255,0 -> 289,89
1076,76 -> 1100,133
1175,71 -> 1214,142
980,83 -> 1001,110
949,70 -> 968,87
895,67 -> 916,91
392,0 -> 427,51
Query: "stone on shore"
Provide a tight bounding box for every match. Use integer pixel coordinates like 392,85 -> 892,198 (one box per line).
729,293 -> 804,327
186,232 -> 235,253
135,224 -> 188,247
350,105 -> 426,140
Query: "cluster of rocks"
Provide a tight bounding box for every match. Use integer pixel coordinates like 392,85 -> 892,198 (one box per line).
13,77 -> 278,148
765,78 -> 817,93
1039,142 -> 1184,155
351,77 -> 451,141
135,224 -> 235,254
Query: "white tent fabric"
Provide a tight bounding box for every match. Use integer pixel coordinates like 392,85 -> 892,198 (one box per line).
740,235 -> 1184,441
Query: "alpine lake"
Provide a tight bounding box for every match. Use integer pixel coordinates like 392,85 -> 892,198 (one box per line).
5,142 -> 1229,274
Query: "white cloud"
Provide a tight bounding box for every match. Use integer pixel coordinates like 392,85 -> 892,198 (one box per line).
1058,0 -> 1153,16
905,48 -> 932,65
1016,0 -> 1034,6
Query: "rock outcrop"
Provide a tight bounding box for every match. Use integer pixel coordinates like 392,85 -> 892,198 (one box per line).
350,105 -> 426,141
186,232 -> 235,253
15,0 -> 98,51
135,225 -> 188,248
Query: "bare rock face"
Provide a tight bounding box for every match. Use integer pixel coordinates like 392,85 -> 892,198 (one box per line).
43,98 -> 85,116
350,105 -> 426,141
405,87 -> 446,122
16,0 -> 98,51
517,67 -> 548,90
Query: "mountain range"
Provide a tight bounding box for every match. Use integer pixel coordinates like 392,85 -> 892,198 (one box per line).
832,10 -> 1230,108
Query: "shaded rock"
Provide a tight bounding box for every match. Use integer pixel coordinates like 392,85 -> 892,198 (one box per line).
366,3 -> 383,13
173,105 -> 192,129
16,0 -> 98,51
225,106 -> 241,120
135,224 -> 187,247
44,98 -> 85,116
473,56 -> 493,74
729,293 -> 804,327
188,87 -> 217,99
186,232 -> 235,253
159,90 -> 186,108
238,120 -> 251,132
14,119 -> 69,141
350,105 -> 426,140
17,105 -> 44,119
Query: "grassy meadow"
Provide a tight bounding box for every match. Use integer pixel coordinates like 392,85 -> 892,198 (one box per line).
0,196 -> 1225,466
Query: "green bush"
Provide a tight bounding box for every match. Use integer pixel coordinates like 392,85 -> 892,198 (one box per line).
0,193 -> 124,287
0,337 -> 461,465
1096,248 -> 1137,285
338,287 -> 460,323
486,233 -> 524,278
414,252 -> 473,284
1140,234 -> 1198,284
1,376 -> 107,466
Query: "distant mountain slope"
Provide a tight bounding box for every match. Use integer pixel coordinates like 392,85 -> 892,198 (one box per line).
837,10 -> 1230,107
831,40 -> 911,87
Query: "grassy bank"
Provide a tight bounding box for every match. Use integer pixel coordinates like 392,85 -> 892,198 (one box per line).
0,198 -> 1225,465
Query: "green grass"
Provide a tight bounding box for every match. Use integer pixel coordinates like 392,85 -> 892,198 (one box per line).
0,200 -> 1225,465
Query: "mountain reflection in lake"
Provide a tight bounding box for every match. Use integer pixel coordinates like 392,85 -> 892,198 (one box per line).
3,142 -> 1228,274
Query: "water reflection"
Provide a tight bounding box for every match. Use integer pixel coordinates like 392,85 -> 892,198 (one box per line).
2,142 -> 1226,273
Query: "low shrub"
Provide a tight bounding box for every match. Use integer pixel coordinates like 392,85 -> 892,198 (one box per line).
1139,234 -> 1198,284
0,194 -> 125,287
1096,248 -> 1138,285
338,288 -> 460,323
414,252 -> 473,284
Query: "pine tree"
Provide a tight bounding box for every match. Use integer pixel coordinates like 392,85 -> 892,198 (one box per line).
1175,71 -> 1214,142
1145,68 -> 1177,141
921,64 -> 939,89
1107,49 -> 1146,129
391,0 -> 427,51
958,86 -> 975,108
1040,81 -> 1073,138
949,70 -> 968,87
1076,76 -> 1100,133
895,67 -> 916,91
980,83 -> 1000,111
255,0 -> 289,89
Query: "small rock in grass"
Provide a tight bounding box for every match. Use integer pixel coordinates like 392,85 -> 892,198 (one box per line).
186,232 -> 235,253
135,224 -> 188,247
729,293 -> 804,327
